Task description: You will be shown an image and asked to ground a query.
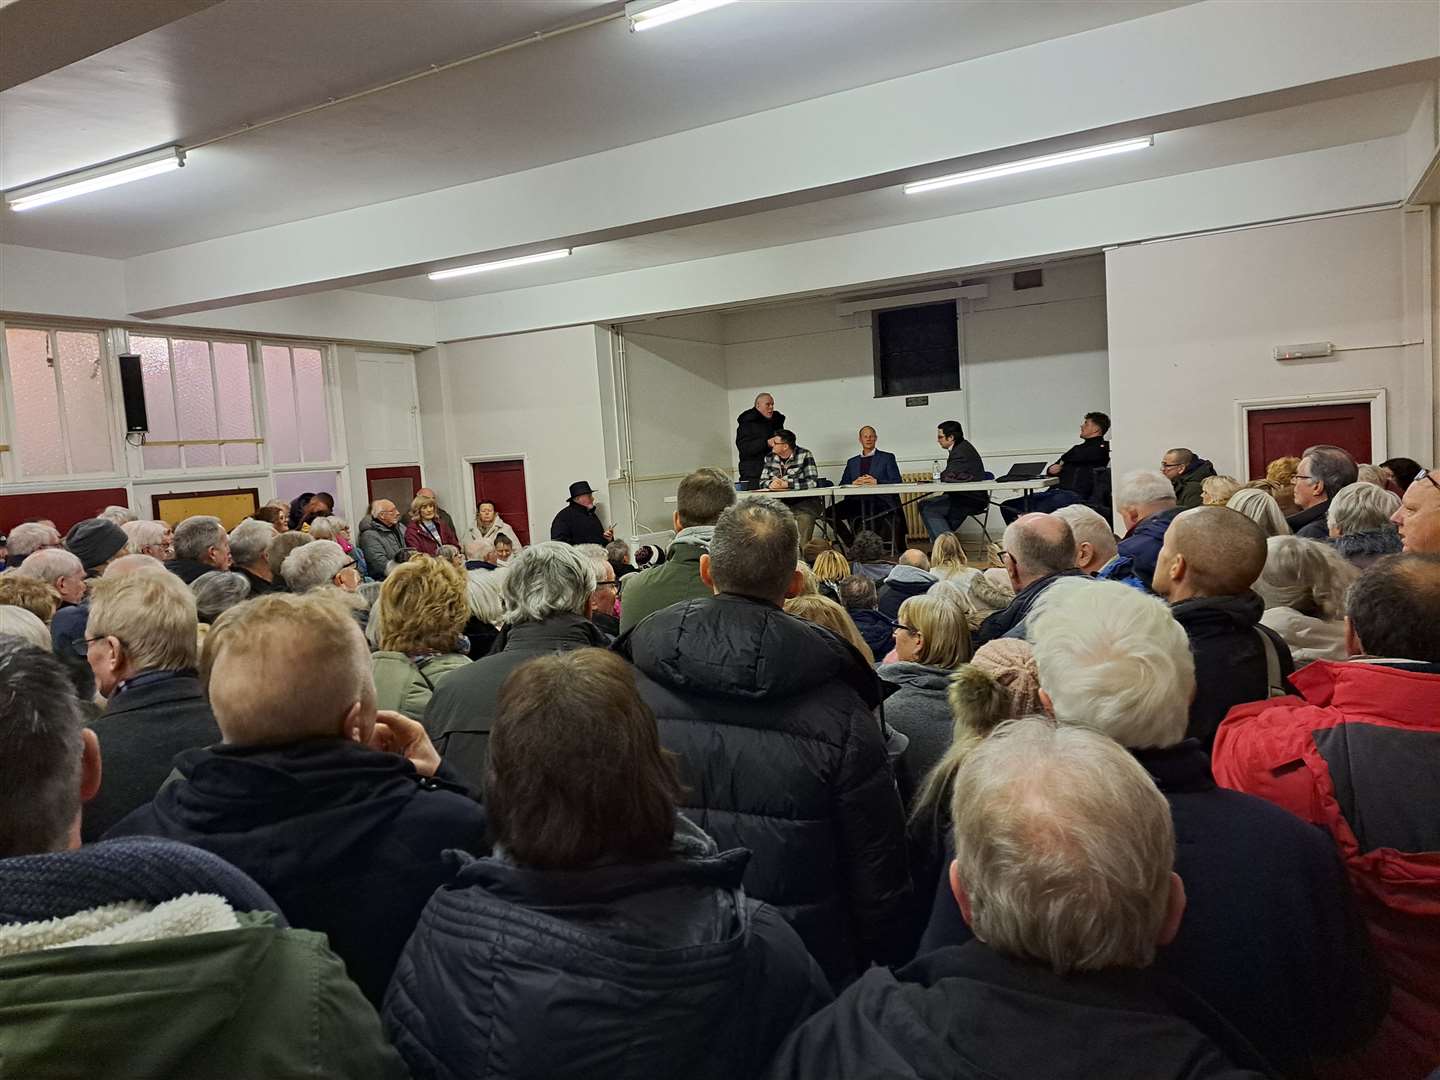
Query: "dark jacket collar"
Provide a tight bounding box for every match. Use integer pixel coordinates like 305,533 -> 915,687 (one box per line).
1286,499 -> 1330,531
1131,740 -> 1214,794
105,671 -> 205,715
497,612 -> 610,654
1013,567 -> 1086,604
1170,590 -> 1264,629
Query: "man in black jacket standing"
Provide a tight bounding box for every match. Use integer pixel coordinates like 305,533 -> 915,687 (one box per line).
734,392 -> 786,487
1001,411 -> 1111,523
616,496 -> 912,987
550,481 -> 612,545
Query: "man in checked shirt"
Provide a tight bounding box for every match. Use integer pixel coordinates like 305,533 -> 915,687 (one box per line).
761,429 -> 825,544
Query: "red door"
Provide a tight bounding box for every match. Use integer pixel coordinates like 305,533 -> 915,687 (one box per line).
365,466 -> 422,515
0,487 -> 130,536
472,459 -> 530,546
1246,403 -> 1371,480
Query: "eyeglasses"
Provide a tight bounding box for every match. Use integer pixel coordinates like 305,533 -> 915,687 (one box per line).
1159,462 -> 1183,470
597,579 -> 618,590
1422,470 -> 1440,494
896,623 -> 918,635
1293,474 -> 1316,484
71,635 -> 120,657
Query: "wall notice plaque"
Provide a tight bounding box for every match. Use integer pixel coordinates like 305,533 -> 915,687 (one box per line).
904,395 -> 930,407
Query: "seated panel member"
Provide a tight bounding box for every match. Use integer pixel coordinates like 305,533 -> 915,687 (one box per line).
1000,411 -> 1111,523
761,430 -> 826,545
833,426 -> 903,547
920,421 -> 987,541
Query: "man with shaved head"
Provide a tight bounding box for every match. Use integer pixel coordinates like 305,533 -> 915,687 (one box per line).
1151,506 -> 1293,747
973,513 -> 1085,646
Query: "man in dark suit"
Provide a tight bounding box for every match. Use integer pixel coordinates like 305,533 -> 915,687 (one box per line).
920,420 -> 987,540
832,426 -> 904,548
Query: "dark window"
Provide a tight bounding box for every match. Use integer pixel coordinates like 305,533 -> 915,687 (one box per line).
873,302 -> 959,397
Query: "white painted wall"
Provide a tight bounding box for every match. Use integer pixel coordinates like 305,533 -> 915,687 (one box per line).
1106,207 -> 1434,484
335,347 -> 423,517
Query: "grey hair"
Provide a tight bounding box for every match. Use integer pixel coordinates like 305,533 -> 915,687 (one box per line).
172,516 -> 227,561
99,505 -> 136,525
306,515 -> 339,540
0,641 -> 87,857
1326,482 -> 1400,537
1255,535 -> 1358,621
0,606 -> 51,650
1115,470 -> 1177,512
227,518 -> 276,567
708,497 -> 799,603
15,548 -> 83,583
951,718 -> 1176,975
1003,515 -> 1076,580
1051,504 -> 1117,567
1356,463 -> 1387,488
123,520 -> 169,554
280,539 -> 351,593
6,523 -> 61,559
191,571 -> 252,623
1302,444 -> 1359,499
500,542 -> 594,625
1226,488 -> 1290,539
466,567 -> 507,624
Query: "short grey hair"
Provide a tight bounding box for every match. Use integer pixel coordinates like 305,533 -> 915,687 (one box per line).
6,523 -> 61,559
1115,470 -> 1177,512
0,641 -> 87,857
1051,504 -> 1117,566
951,719 -> 1176,974
228,518 -> 277,567
99,505 -> 136,525
173,516 -> 227,561
0,606 -> 51,650
1302,444 -> 1358,499
307,515 -> 348,541
1029,578 -> 1194,748
500,542 -> 594,625
708,497 -> 799,602
191,571 -> 252,623
1256,535 -> 1358,621
1327,482 -> 1400,537
15,548 -> 83,584
123,520 -> 169,554
1226,489 -> 1290,539
280,539 -> 351,593
573,543 -> 613,585
1003,515 -> 1076,580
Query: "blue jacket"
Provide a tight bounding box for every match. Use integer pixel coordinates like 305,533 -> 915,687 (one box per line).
840,450 -> 902,488
1099,507 -> 1183,591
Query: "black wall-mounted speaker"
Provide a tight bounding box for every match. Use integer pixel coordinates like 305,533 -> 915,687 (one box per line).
117,353 -> 149,434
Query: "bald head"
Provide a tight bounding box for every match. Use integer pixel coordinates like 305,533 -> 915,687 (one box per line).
899,548 -> 930,570
1151,507 -> 1266,601
1003,514 -> 1078,589
102,553 -> 165,577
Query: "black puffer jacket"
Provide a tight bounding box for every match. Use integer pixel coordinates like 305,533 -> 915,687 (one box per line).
735,407 -> 786,483
384,818 -> 832,1080
616,594 -> 913,986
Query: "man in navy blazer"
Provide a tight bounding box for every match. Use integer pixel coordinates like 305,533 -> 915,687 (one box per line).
833,426 -> 904,548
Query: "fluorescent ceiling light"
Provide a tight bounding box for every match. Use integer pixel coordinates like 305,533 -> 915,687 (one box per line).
626,0 -> 737,32
428,249 -> 572,281
903,137 -> 1153,195
6,147 -> 185,212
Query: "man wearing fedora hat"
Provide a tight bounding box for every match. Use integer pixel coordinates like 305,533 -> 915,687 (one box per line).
551,480 -> 613,546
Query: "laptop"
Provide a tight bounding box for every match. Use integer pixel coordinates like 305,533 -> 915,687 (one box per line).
996,461 -> 1050,482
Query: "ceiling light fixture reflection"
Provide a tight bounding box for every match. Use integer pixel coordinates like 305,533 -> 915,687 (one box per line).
427,249 -> 573,281
625,0 -> 737,32
903,137 -> 1153,195
5,147 -> 186,212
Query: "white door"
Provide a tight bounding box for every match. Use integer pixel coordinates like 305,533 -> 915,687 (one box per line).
354,353 -> 420,462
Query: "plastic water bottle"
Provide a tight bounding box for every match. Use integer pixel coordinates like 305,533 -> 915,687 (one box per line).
932,460 -> 942,482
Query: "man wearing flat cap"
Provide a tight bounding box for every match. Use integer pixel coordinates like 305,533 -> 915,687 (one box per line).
550,480 -> 613,546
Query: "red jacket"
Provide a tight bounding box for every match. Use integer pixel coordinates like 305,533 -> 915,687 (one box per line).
1213,660 -> 1440,1080
404,517 -> 458,556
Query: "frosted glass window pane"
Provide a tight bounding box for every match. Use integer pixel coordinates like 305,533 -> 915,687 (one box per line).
274,470 -> 343,518
57,332 -> 114,473
6,328 -> 67,476
294,348 -> 331,462
214,342 -> 258,466
263,346 -> 300,464
174,339 -> 220,468
133,335 -> 181,471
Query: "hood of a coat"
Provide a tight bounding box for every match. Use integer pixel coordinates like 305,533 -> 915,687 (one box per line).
884,564 -> 937,588
1170,590 -> 1265,633
1128,507 -> 1182,542
620,593 -> 883,707
358,516 -> 401,537
1331,527 -> 1402,560
876,662 -> 951,694
1181,458 -> 1215,481
736,407 -> 785,426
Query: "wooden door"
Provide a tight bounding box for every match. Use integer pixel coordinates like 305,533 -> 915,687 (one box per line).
472,459 -> 530,546
1246,402 -> 1371,480
366,465 -> 422,514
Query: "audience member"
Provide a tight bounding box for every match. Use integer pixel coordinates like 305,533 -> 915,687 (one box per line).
811,548 -> 850,595
308,515 -> 367,577
386,648 -> 831,1080
427,542 -> 608,793
1265,455 -> 1302,516
64,517 -> 128,578
15,547 -> 86,607
845,529 -> 894,582
1226,486 -> 1291,538
267,530 -> 311,587
783,593 -> 875,663
602,539 -> 632,579
1161,447 -> 1217,509
78,570 -> 217,842
358,499 -> 406,576
575,544 -> 621,636
405,494 -> 459,555
107,592 -> 488,1006
1051,503 -> 1118,575
973,513 -> 1082,645
190,571 -> 251,625
618,496 -> 912,986
550,480 -> 612,546
0,642 -> 403,1079
462,566 -> 506,659
1200,475 -> 1241,506
280,538 -> 360,594
1256,535 -> 1358,664
619,467 -> 735,633
1289,443 -> 1358,538
5,521 -> 61,567
1326,480 -> 1401,566
928,531 -> 1013,624
98,504 -> 136,525
836,573 -> 896,658
1000,411 -> 1111,522
490,533 -> 515,564
1379,456 -> 1423,493
434,543 -> 465,571
0,574 -> 57,624
1098,469 -> 1181,590
1392,466 -> 1440,553
882,591 -> 974,795
876,548 -> 936,620
1214,554 -> 1440,1078
227,518 -> 280,595
250,504 -> 288,531
122,519 -> 174,560
165,516 -> 232,583
774,720 -> 1269,1079
369,555 -> 472,721
1150,506 -> 1293,747
461,499 -> 520,562
0,605 -> 50,649
411,487 -> 456,536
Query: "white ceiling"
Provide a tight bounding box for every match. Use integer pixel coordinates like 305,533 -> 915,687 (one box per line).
0,0 -> 1190,257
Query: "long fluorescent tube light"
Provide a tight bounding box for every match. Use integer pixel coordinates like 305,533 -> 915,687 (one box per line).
6,147 -> 185,212
903,137 -> 1153,196
428,249 -> 572,281
626,0 -> 737,32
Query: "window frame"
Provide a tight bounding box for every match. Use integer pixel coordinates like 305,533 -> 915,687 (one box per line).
870,300 -> 964,399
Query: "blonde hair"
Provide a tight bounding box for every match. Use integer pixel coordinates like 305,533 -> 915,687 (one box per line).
1266,456 -> 1300,487
794,562 -> 820,596
1356,463 -> 1386,488
812,549 -> 851,584
930,532 -> 969,572
1226,488 -> 1290,539
1200,475 -> 1242,506
1256,535 -> 1358,621
897,591 -> 972,669
0,575 -> 58,624
784,594 -> 874,663
378,555 -> 469,654
87,571 -> 198,672
409,494 -> 437,519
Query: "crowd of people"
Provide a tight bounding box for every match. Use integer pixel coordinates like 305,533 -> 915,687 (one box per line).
0,429 -> 1438,1079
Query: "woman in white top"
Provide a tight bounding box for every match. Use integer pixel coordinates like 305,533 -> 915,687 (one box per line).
461,499 -> 523,562
1255,534 -> 1358,665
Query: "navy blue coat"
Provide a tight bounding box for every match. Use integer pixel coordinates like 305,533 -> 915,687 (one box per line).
848,607 -> 898,661
1099,507 -> 1183,590
840,450 -> 902,488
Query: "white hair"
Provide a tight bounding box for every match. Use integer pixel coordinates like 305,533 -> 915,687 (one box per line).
466,567 -> 507,625
307,515 -> 348,541
1051,504 -> 1118,566
14,548 -> 83,584
1326,482 -> 1400,537
1255,535 -> 1358,621
123,520 -> 169,554
573,543 -> 613,585
1226,488 -> 1290,539
1115,470 -> 1177,512
99,505 -> 137,526
191,571 -> 252,623
1028,578 -> 1194,749
500,542 -> 594,625
0,605 -> 52,650
6,523 -> 61,559
228,519 -> 276,567
280,539 -> 351,593
951,719 -> 1176,974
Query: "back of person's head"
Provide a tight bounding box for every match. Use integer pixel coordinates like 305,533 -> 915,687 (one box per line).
0,643 -> 88,857
172,516 -> 226,562
191,571 -> 251,625
1226,487 -> 1291,538
500,542 -> 594,625
104,554 -> 164,577
1201,475 -> 1242,506
707,497 -> 799,603
0,605 -> 51,650
123,519 -> 169,555
1379,457 -> 1423,491
1161,506 -> 1268,597
202,592 -> 374,745
605,540 -> 631,566
99,505 -> 136,526
1029,578 -> 1193,748
897,591 -> 972,669
1346,553 -> 1440,662
898,548 -> 931,571
773,429 -> 797,450
0,575 -> 57,623
784,593 -> 874,663
88,570 -> 198,672
488,648 -> 682,869
306,515 -> 340,541
1302,444 -> 1359,499
1356,464 -> 1387,488
675,467 -> 735,529
847,530 -> 888,565
793,561 -> 820,596
836,573 -> 878,611
280,539 -> 349,593
378,555 -> 467,654
929,532 -> 968,571
939,420 -> 964,441
15,547 -> 83,586
812,549 -> 851,583
950,718 -> 1177,974
1051,505 -> 1117,568
1003,514 -> 1077,583
7,522 -> 61,559
1256,535 -> 1358,621
1115,470 -> 1177,514
465,567 -> 506,625
268,531 -> 311,583
1266,456 -> 1301,487
228,518 -> 276,568
1327,481 -> 1399,537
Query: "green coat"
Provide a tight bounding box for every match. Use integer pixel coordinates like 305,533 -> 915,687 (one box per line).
0,910 -> 406,1079
371,651 -> 473,721
1173,459 -> 1217,510
618,543 -> 713,634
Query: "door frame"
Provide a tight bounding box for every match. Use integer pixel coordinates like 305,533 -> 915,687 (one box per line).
1234,388 -> 1387,479
463,453 -> 535,545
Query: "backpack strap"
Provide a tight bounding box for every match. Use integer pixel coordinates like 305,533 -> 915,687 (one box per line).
1254,625 -> 1285,697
